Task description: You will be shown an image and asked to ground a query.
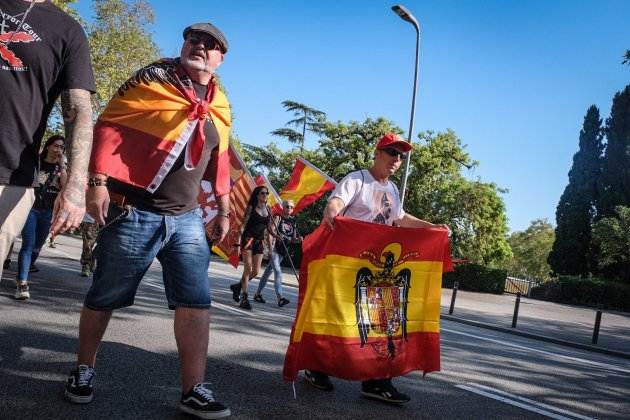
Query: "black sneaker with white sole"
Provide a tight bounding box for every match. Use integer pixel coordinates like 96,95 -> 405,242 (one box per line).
179,383 -> 231,419
65,364 -> 95,404
360,378 -> 410,404
229,283 -> 241,302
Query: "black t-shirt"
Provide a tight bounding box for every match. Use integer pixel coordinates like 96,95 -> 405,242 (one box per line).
274,215 -> 298,256
242,208 -> 271,241
0,0 -> 96,187
33,158 -> 61,209
108,82 -> 220,215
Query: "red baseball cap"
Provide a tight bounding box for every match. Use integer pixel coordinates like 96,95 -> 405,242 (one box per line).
376,133 -> 412,152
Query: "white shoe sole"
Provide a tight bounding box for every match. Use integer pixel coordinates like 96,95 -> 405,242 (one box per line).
179,403 -> 231,419
360,390 -> 410,404
64,389 -> 93,404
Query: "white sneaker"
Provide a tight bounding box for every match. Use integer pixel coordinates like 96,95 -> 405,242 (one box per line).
15,282 -> 30,300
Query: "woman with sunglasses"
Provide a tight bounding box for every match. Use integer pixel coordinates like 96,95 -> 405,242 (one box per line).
14,134 -> 67,300
229,185 -> 275,309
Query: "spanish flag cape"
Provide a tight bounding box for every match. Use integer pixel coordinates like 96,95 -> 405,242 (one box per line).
283,217 -> 452,381
90,58 -> 232,196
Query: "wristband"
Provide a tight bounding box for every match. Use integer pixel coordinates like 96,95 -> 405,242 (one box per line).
217,211 -> 230,217
87,177 -> 107,187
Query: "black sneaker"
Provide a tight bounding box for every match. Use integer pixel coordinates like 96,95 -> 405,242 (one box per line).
229,283 -> 241,302
360,379 -> 410,405
253,293 -> 265,303
3,258 -> 10,270
179,383 -> 231,419
29,264 -> 39,273
278,297 -> 290,307
304,370 -> 334,391
239,293 -> 252,310
65,365 -> 95,404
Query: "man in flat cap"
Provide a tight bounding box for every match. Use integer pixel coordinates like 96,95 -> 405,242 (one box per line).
64,23 -> 232,419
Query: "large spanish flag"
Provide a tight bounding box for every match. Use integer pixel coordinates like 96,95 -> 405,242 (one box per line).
279,158 -> 336,214
283,217 -> 452,381
91,58 -> 231,196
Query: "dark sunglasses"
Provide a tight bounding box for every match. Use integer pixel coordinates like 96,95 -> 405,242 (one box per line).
381,147 -> 408,159
259,191 -> 269,196
187,34 -> 220,51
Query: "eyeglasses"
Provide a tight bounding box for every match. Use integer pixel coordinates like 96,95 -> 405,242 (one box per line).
187,33 -> 221,51
259,191 -> 269,196
285,205 -> 295,209
381,147 -> 408,159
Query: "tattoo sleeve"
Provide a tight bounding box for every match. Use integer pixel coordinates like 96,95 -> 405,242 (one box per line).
60,88 -> 93,206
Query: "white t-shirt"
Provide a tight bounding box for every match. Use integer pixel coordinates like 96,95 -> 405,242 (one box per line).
329,169 -> 405,225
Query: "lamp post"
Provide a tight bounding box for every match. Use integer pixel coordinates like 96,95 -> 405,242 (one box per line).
391,4 -> 420,207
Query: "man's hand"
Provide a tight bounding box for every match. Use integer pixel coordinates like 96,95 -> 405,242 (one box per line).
321,197 -> 345,228
50,184 -> 85,237
87,186 -> 110,225
208,214 -> 230,244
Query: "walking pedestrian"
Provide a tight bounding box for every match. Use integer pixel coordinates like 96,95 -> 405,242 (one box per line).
0,0 -> 95,283
14,134 -> 66,300
304,133 -> 449,405
64,22 -> 232,419
229,186 -> 275,310
253,199 -> 300,307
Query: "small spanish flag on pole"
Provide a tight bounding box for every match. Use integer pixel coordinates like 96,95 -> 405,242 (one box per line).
283,217 -> 452,381
279,158 -> 337,215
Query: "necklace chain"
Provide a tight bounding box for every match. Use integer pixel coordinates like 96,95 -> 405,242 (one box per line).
0,1 -> 37,41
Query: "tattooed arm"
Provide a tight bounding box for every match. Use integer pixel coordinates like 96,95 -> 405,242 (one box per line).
50,88 -> 93,236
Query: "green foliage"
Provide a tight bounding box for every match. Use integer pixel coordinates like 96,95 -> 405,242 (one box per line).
531,276 -> 630,311
598,85 -> 630,218
243,104 -> 511,267
88,0 -> 161,114
443,263 -> 507,294
404,131 -> 511,266
507,219 -> 555,280
271,100 -> 326,152
591,206 -> 630,282
623,49 -> 630,65
549,105 -> 603,276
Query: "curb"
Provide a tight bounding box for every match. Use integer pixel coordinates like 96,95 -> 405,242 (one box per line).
441,314 -> 630,361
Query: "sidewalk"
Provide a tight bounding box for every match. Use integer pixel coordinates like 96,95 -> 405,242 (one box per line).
279,260 -> 630,358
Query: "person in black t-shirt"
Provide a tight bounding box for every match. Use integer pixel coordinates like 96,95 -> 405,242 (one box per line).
254,199 -> 301,307
229,186 -> 275,310
0,0 -> 95,284
14,135 -> 66,300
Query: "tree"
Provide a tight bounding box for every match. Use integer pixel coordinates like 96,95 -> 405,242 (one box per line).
598,85 -> 630,219
548,105 -> 603,276
623,50 -> 630,65
271,100 -> 326,152
507,219 -> 555,280
88,0 -> 160,114
403,130 -> 511,267
592,206 -> 630,282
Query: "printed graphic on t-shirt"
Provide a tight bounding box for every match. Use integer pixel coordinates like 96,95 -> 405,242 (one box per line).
0,14 -> 42,71
279,219 -> 295,238
372,191 -> 394,225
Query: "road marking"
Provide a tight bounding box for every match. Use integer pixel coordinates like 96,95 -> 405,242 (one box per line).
456,383 -> 594,420
442,327 -> 630,375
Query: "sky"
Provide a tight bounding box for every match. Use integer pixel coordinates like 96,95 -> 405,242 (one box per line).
74,0 -> 630,232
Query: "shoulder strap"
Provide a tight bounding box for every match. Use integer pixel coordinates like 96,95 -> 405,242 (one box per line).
341,169 -> 365,216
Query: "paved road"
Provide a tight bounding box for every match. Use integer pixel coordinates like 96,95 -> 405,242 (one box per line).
1,235 -> 629,419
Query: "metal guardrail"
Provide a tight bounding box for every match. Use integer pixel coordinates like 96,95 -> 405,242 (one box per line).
505,276 -> 539,296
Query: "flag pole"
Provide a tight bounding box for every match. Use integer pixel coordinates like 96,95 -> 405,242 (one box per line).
267,205 -> 300,283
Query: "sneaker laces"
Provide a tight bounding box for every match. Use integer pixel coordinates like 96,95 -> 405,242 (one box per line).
193,383 -> 216,402
77,365 -> 94,386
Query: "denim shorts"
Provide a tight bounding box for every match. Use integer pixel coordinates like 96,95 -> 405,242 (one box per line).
84,206 -> 211,310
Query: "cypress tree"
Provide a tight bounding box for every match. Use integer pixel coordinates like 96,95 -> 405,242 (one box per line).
549,105 -> 603,275
598,84 -> 630,218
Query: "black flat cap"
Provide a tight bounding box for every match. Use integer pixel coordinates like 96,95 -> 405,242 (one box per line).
183,22 -> 229,53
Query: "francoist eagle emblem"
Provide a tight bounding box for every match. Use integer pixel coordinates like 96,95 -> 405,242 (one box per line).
354,243 -> 418,360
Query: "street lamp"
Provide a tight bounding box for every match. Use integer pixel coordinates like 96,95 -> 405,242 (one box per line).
391,4 -> 420,207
